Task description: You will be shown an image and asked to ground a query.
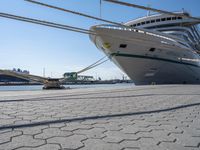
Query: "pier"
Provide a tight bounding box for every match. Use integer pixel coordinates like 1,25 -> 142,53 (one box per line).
0,85 -> 199,149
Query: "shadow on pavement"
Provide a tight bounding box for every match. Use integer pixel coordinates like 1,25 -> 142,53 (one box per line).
0,102 -> 199,130
0,94 -> 200,103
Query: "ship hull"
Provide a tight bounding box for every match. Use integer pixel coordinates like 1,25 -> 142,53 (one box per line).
90,26 -> 200,85
111,54 -> 200,85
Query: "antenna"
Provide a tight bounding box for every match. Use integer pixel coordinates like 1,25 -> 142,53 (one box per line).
182,8 -> 185,13
43,68 -> 45,77
147,4 -> 151,16
100,0 -> 102,18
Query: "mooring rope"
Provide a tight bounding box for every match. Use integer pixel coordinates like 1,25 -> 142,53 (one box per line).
104,0 -> 200,22
25,0 -> 123,26
0,12 -> 96,35
77,56 -> 109,74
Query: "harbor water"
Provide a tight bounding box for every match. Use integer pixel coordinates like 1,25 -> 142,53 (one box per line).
0,83 -> 135,91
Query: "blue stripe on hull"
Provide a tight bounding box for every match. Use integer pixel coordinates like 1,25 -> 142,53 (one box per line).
111,53 -> 200,68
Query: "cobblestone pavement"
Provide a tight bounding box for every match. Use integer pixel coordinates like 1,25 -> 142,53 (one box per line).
0,85 -> 200,150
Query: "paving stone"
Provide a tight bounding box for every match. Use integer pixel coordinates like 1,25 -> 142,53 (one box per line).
0,135 -> 45,150
16,144 -> 61,150
122,148 -> 139,150
0,130 -> 22,144
120,140 -> 143,149
61,122 -> 93,131
172,134 -> 200,148
82,139 -> 122,150
15,126 -> 48,135
121,125 -> 152,134
47,134 -> 87,149
103,130 -> 139,143
73,127 -> 106,139
35,127 -> 73,139
159,142 -> 189,150
92,121 -> 123,131
0,118 -> 20,126
49,123 -> 66,128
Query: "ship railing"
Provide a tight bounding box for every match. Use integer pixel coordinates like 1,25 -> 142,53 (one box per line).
95,24 -> 189,45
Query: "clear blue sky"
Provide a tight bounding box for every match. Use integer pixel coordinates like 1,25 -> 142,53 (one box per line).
0,0 -> 199,79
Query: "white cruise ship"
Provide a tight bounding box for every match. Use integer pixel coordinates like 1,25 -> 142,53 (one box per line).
89,12 -> 200,85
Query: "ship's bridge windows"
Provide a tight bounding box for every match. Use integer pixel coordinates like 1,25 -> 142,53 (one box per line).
130,24 -> 136,27
129,16 -> 182,27
161,18 -> 166,21
167,17 -> 171,21
172,17 -> 176,20
156,19 -> 160,22
177,16 -> 183,19
146,21 -> 150,24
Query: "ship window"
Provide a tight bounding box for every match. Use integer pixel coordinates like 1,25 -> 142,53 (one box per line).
133,24 -> 136,27
146,23 -> 180,29
137,23 -> 141,26
149,48 -> 156,52
151,20 -> 155,23
120,44 -> 127,48
161,18 -> 166,21
172,17 -> 176,20
146,21 -> 150,24
156,19 -> 160,22
177,16 -> 182,19
141,22 -> 145,25
167,17 -> 171,20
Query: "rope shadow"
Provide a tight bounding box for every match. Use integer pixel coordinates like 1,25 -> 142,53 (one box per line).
0,93 -> 200,103
0,94 -> 155,103
0,102 -> 199,130
0,85 -> 184,103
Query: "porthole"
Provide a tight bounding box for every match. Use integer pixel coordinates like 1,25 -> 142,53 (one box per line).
149,48 -> 156,52
119,44 -> 127,48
